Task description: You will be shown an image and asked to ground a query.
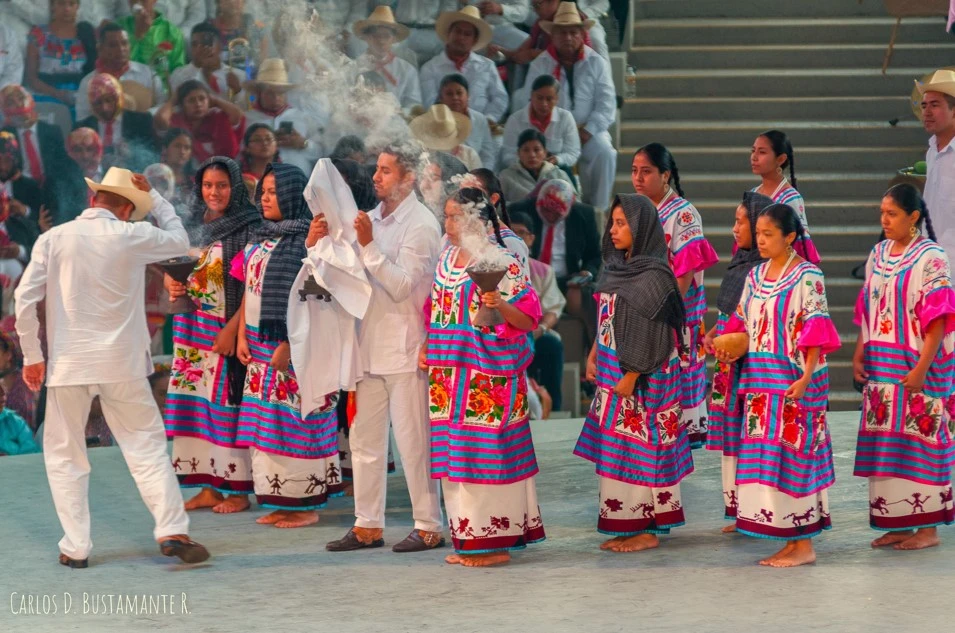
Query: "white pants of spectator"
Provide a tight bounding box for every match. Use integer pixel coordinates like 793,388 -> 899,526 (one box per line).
350,371 -> 443,533
589,21 -> 609,59
402,28 -> 445,67
579,130 -> 617,212
0,258 -> 23,316
44,379 -> 189,561
491,22 -> 530,50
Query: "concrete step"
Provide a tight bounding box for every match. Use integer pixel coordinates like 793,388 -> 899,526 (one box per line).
694,199 -> 883,228
619,120 -> 925,148
621,96 -> 915,122
630,67 -> 930,99
616,146 -> 925,174
632,16 -> 950,47
635,0 -> 898,20
629,43 -> 955,70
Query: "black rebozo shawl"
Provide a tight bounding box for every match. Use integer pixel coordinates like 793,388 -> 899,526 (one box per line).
715,191 -> 774,315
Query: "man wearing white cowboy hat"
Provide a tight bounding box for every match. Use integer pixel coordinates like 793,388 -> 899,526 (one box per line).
462,1 -> 535,50
410,103 -> 482,170
352,6 -> 422,113
516,1 -> 615,212
244,58 -> 324,173
419,4 -> 509,125
14,167 -> 210,568
918,68 -> 955,261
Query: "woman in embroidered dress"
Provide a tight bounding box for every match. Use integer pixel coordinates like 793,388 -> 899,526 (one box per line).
704,191 -> 774,532
422,187 -> 544,567
234,162 -> 342,528
853,183 -> 955,550
714,203 -> 840,567
631,143 -> 718,448
25,0 -> 96,110
750,130 -> 820,264
574,194 -> 691,553
164,156 -> 261,513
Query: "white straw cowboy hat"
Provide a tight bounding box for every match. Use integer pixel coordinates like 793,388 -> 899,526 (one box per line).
243,58 -> 298,93
540,1 -> 596,34
435,5 -> 493,52
911,67 -> 955,119
353,5 -> 410,42
409,104 -> 472,151
86,167 -> 153,221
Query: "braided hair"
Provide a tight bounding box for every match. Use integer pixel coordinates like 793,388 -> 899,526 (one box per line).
885,183 -> 937,241
468,168 -> 511,225
452,186 -> 505,247
760,130 -> 798,191
635,142 -> 685,197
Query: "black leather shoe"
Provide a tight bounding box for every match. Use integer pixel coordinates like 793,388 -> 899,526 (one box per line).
59,553 -> 88,569
392,530 -> 446,553
326,528 -> 384,552
159,538 -> 210,564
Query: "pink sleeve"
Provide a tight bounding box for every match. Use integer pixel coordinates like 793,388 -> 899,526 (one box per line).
229,250 -> 246,281
495,287 -> 542,339
798,316 -> 841,355
671,238 -> 719,278
916,287 -> 955,335
423,294 -> 433,327
724,312 -> 746,334
853,287 -> 867,327
796,238 -> 822,265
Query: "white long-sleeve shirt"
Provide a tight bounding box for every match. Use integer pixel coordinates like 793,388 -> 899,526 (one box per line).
357,191 -> 441,376
0,23 -> 25,89
463,0 -> 529,25
14,190 -> 188,386
515,45 -> 615,137
925,134 -> 955,261
500,103 -> 581,168
245,105 -> 323,173
465,107 -> 496,171
393,0 -> 458,26
75,61 -> 167,121
419,51 -> 509,122
353,53 -> 422,111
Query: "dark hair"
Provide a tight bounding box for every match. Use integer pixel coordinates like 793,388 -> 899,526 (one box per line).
380,142 -> 422,175
452,187 -> 505,248
634,142 -> 685,197
758,203 -> 807,250
509,211 -> 535,233
191,22 -> 220,39
469,168 -> 511,225
243,123 -> 276,148
517,128 -> 547,151
439,73 -> 469,95
531,74 -> 559,93
330,135 -> 366,162
161,127 -> 191,150
175,79 -> 209,107
357,71 -> 387,91
884,183 -> 936,241
332,158 -> 378,211
759,130 -> 797,191
97,21 -> 124,43
0,331 -> 22,370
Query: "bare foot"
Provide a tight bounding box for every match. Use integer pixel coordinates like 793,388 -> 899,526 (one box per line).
871,531 -> 913,548
721,524 -> 737,534
600,536 -> 626,550
459,552 -> 511,567
274,510 -> 319,528
758,541 -> 796,566
343,483 -> 355,497
767,540 -> 816,568
212,495 -> 251,514
610,533 -> 659,552
184,488 -> 223,511
256,510 -> 290,525
894,528 -> 940,551
445,554 -> 463,565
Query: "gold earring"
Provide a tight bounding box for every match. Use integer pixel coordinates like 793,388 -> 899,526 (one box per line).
910,224 -> 918,237
787,244 -> 795,256
776,166 -> 783,176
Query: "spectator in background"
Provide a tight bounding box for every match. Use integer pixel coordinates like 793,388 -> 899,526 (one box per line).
0,23 -> 26,90
393,0 -> 455,65
491,0 -> 604,65
244,59 -> 322,174
304,0 -> 368,59
75,73 -> 157,171
66,126 -> 103,181
410,103 -> 481,171
118,0 -> 187,87
204,0 -> 268,71
465,0 -> 532,50
142,162 -> 175,199
0,384 -> 40,455
113,0 -> 210,37
159,127 -> 195,206
1,85 -> 74,188
517,3 -> 616,211
24,0 -> 97,110
0,331 -> 36,433
330,135 -> 366,164
501,74 -> 580,176
169,22 -> 241,101
0,132 -> 41,299
238,122 -> 279,181
438,73 -> 496,171
352,6 -> 421,113
417,150 -> 468,216
419,6 -> 508,126
154,79 -> 245,163
498,128 -> 574,204
75,22 -> 165,122
510,210 -> 566,412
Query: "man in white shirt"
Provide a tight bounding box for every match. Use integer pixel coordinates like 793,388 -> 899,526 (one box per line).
516,4 -> 616,211
0,23 -> 25,90
307,0 -> 370,59
326,144 -> 445,554
168,22 -> 242,100
75,23 -> 166,121
465,0 -> 531,49
352,6 -> 422,113
394,0 -> 458,65
501,73 -> 580,169
14,167 -> 209,568
419,5 -> 508,124
919,70 -> 955,261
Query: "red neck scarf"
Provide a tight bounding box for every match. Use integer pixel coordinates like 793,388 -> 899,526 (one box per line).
546,44 -> 583,81
253,101 -> 290,118
446,49 -> 470,72
369,52 -> 398,86
529,108 -> 552,134
95,59 -> 130,79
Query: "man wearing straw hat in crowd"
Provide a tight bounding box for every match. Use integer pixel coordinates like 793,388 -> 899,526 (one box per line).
917,68 -> 955,262
392,0 -> 457,66
244,58 -> 324,173
516,1 -> 616,213
410,103 -> 481,170
352,5 -> 422,113
14,167 -> 210,568
419,5 -> 509,126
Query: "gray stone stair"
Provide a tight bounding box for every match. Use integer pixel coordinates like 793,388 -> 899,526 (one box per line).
623,0 -> 955,409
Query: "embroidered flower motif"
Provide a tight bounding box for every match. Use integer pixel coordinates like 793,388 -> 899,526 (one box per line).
622,407 -> 645,434
661,410 -> 680,440
916,415 -> 936,437
490,516 -> 510,530
879,318 -> 892,335
604,498 -> 623,512
814,281 -> 824,295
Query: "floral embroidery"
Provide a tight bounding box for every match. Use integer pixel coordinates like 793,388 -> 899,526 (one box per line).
246,365 -> 264,398
746,393 -> 768,438
711,361 -> 730,408
780,399 -> 805,450
864,385 -> 891,430
429,367 -> 454,420
170,346 -> 205,392
270,373 -> 300,407
613,397 -> 649,442
465,372 -> 508,428
658,407 -> 682,444
904,391 -> 942,443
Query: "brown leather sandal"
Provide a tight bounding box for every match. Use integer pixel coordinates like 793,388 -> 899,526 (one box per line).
159,538 -> 210,564
58,553 -> 88,569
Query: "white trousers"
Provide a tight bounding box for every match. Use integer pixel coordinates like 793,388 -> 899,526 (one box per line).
402,28 -> 445,66
491,23 -> 530,50
350,371 -> 443,532
44,380 -> 189,560
579,130 -> 617,212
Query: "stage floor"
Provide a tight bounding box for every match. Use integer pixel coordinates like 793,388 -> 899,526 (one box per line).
1,413 -> 951,632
